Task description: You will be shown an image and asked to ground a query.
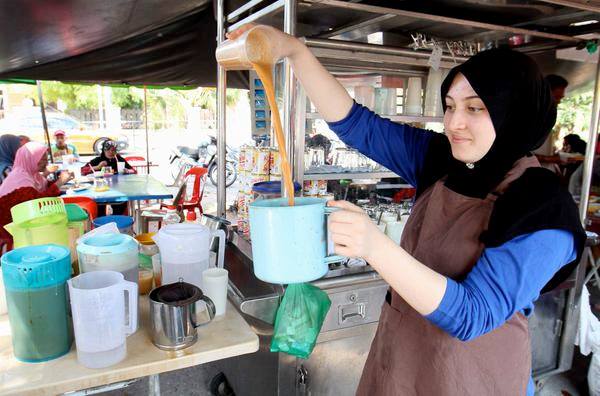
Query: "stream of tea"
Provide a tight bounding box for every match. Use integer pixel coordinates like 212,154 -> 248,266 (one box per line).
217,28 -> 295,206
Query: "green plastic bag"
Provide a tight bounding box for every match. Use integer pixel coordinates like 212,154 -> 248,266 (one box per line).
270,283 -> 332,359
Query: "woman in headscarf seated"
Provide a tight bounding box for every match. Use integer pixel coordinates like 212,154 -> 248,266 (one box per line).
87,139 -> 134,216
0,142 -> 73,247
0,134 -> 25,184
88,139 -> 135,174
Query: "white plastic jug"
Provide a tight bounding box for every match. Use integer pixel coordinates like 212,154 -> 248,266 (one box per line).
68,271 -> 138,369
152,223 -> 225,289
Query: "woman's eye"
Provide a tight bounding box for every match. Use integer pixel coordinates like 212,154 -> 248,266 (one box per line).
468,106 -> 484,113
445,104 -> 454,111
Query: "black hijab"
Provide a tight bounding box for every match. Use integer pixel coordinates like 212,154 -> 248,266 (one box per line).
418,48 -> 586,292
440,48 -> 556,198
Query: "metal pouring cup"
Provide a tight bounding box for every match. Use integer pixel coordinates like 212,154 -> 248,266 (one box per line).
149,280 -> 216,351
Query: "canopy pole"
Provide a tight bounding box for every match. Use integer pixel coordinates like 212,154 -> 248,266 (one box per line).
216,0 -> 227,217
144,86 -> 150,173
36,81 -> 53,163
579,57 -> 600,224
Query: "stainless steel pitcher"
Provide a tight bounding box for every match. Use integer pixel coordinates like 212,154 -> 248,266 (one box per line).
149,280 -> 216,351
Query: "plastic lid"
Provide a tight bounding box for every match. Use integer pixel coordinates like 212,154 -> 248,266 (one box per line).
135,232 -> 156,245
10,198 -> 66,227
93,215 -> 134,230
65,204 -> 89,222
1,244 -> 71,290
186,211 -> 197,221
252,181 -> 301,194
77,232 -> 138,256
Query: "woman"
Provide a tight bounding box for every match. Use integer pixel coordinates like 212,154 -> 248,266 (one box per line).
89,139 -> 135,174
227,26 -> 586,395
88,139 -> 134,216
0,142 -> 72,246
0,134 -> 24,184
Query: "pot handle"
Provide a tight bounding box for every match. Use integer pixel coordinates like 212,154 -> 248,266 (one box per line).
211,229 -> 226,269
191,295 -> 216,328
324,206 -> 344,263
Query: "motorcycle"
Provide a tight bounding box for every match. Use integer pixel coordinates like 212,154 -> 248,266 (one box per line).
169,137 -> 238,188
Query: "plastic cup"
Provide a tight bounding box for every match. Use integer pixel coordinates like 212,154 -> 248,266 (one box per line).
201,268 -> 228,316
117,162 -> 125,174
405,77 -> 423,115
385,220 -> 405,245
215,26 -> 274,71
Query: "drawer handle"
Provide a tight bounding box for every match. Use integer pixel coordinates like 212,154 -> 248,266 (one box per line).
340,302 -> 366,323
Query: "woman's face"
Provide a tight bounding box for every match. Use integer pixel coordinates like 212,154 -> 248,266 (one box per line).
444,73 -> 496,164
37,153 -> 48,172
562,139 -> 572,153
104,146 -> 117,159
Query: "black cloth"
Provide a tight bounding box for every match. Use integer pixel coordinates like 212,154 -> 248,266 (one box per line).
89,154 -> 133,174
417,48 -> 586,291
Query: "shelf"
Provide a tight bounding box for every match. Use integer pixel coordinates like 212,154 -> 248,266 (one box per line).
306,112 -> 443,123
304,171 -> 398,181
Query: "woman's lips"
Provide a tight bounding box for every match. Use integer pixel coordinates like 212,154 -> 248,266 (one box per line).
450,135 -> 471,144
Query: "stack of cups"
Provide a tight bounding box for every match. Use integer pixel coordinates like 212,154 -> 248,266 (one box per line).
424,68 -> 447,117
404,77 -> 423,116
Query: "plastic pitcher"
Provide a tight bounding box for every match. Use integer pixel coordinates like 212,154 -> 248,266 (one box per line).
1,244 -> 73,362
68,271 -> 138,368
77,233 -> 139,283
5,198 -> 69,249
152,223 -> 225,289
248,197 -> 343,284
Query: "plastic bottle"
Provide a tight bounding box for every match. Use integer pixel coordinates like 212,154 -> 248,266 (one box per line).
163,209 -> 181,225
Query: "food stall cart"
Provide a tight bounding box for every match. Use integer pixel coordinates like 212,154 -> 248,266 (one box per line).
214,1 -> 600,394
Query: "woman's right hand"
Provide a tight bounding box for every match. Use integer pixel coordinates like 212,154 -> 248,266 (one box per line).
226,24 -> 302,61
56,171 -> 74,187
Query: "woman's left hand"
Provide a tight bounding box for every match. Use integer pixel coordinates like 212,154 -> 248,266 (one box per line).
328,200 -> 388,261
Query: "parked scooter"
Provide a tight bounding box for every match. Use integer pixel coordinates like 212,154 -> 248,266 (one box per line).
169,137 -> 237,187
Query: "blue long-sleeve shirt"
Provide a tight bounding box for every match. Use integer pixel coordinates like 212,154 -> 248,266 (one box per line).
327,103 -> 577,396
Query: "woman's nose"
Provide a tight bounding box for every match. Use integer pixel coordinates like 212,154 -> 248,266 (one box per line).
447,110 -> 467,131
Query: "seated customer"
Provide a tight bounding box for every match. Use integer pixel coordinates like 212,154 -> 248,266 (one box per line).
51,130 -> 79,162
0,134 -> 25,184
88,139 -> 135,216
89,140 -> 135,174
0,142 -> 72,246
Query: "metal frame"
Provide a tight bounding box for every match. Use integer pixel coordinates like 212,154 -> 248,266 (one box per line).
537,0 -> 600,13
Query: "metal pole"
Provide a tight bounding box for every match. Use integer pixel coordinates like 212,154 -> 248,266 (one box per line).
578,57 -> 600,224
143,87 -> 150,173
36,81 -> 53,163
216,0 -> 227,217
282,0 -> 297,198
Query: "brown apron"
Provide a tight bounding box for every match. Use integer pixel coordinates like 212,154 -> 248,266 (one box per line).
357,157 -> 540,396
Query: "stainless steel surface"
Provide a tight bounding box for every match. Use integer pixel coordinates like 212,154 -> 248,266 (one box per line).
217,0 -> 227,218
303,171 -> 399,181
579,57 -> 600,224
282,0 -> 297,201
148,285 -> 216,351
293,82 -> 307,183
530,289 -> 568,377
305,37 -> 469,63
320,283 -> 387,332
227,0 -> 285,32
227,0 -> 270,21
303,0 -> 580,42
